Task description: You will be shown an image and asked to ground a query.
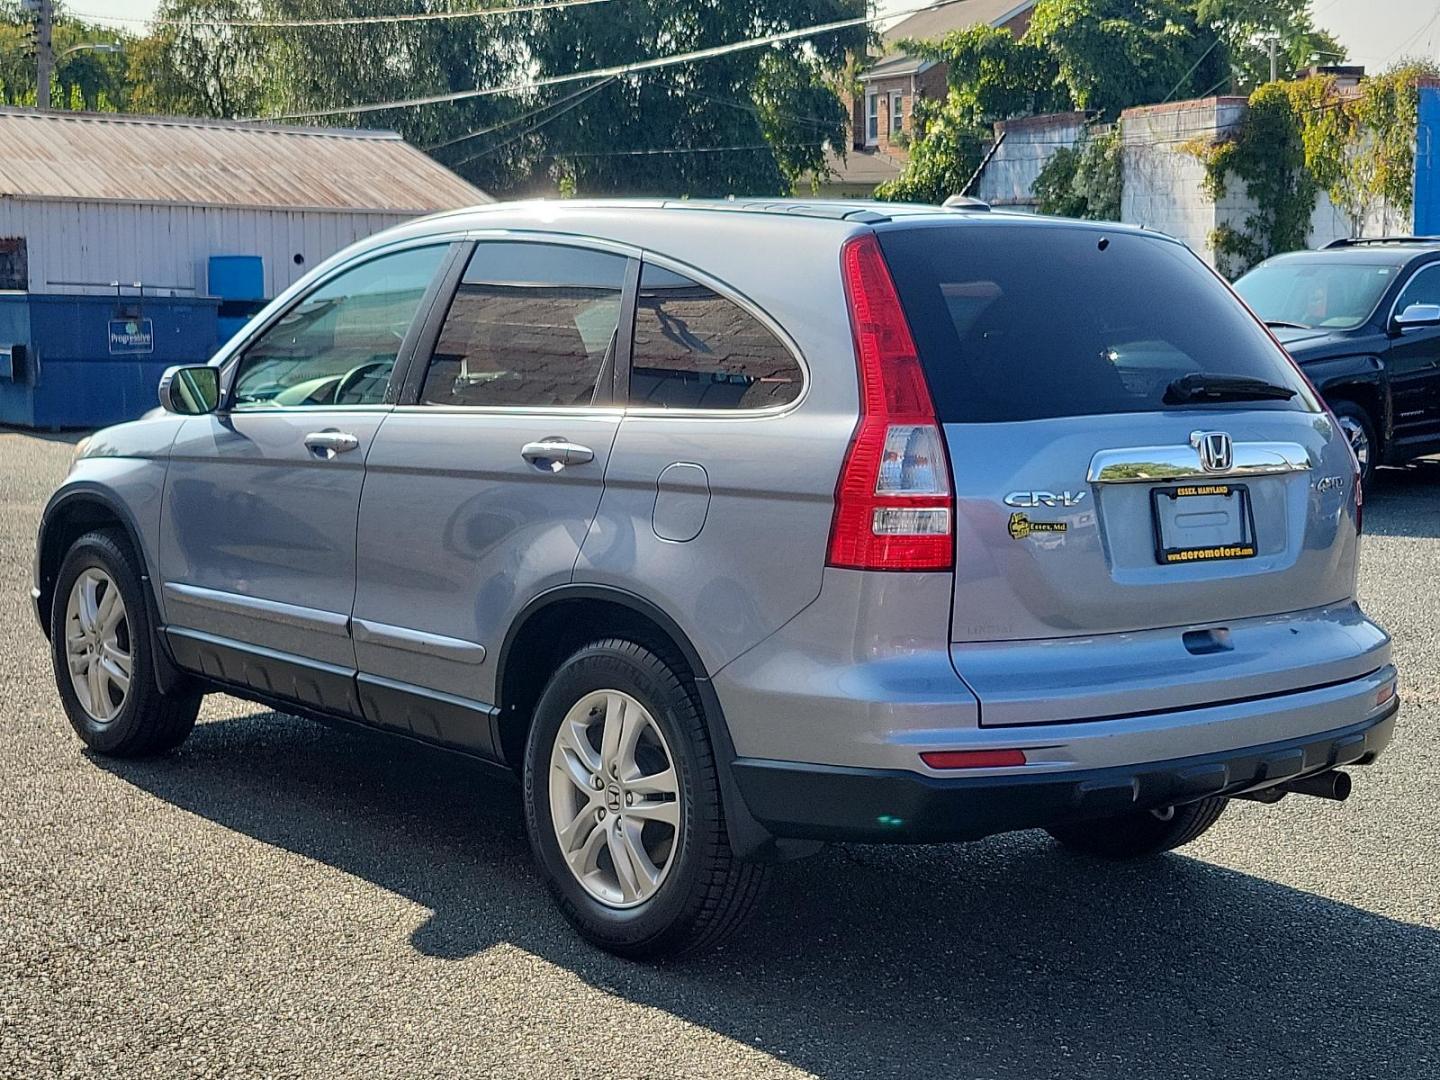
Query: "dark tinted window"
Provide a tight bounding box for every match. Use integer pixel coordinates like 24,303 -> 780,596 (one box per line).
420,243 -> 628,409
630,264 -> 801,410
232,245 -> 446,409
1394,264 -> 1440,311
879,225 -> 1315,423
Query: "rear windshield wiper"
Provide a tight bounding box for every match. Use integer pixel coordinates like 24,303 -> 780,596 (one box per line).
1164,372 -> 1298,405
1263,320 -> 1310,330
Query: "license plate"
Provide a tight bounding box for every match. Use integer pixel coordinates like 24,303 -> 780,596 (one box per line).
1150,483 -> 1257,565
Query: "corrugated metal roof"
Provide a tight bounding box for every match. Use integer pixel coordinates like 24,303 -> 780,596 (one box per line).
0,108 -> 488,213
884,0 -> 1035,44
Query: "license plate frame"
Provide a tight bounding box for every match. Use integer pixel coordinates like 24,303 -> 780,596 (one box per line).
1150,482 -> 1257,566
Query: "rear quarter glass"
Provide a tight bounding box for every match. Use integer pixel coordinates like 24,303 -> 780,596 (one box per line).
876,224 -> 1317,424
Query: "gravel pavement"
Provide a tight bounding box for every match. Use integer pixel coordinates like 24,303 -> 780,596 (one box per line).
1,429 -> 1436,1080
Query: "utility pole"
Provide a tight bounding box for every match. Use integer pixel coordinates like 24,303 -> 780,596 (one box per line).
1268,36 -> 1279,84
35,0 -> 53,111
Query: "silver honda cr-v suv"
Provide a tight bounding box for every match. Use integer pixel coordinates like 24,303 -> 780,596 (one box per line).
35,199 -> 1398,957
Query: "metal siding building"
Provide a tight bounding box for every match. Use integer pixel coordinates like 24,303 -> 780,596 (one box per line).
0,109 -> 487,428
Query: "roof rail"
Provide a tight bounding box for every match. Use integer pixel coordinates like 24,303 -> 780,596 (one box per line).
1323,235 -> 1440,249
942,195 -> 991,211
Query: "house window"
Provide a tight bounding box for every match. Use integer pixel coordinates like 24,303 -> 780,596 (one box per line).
866,92 -> 879,145
890,92 -> 904,136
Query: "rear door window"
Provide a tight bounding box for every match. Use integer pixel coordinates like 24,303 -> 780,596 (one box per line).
877,225 -> 1314,423
630,264 -> 802,410
419,242 -> 629,409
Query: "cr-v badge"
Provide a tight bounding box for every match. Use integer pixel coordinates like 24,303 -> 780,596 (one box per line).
1004,490 -> 1087,508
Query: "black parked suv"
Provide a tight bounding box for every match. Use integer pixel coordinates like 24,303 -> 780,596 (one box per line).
1234,237 -> 1440,482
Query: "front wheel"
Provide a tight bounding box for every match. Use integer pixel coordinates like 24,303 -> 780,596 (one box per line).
49,530 -> 201,757
522,639 -> 768,958
1045,797 -> 1228,858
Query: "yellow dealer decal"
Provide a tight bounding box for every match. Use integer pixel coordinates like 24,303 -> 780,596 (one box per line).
1008,512 -> 1067,541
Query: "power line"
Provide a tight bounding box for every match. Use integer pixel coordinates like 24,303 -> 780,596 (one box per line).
445,77 -> 615,165
1384,2 -> 1440,63
248,0 -> 941,121
70,0 -> 612,31
1161,36 -> 1223,105
422,76 -> 611,151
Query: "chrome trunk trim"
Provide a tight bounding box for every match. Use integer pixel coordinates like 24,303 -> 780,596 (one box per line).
1087,441 -> 1314,484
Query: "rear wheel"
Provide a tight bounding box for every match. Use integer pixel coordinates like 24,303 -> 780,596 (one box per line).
1330,399 -> 1377,486
523,638 -> 768,958
1045,797 -> 1228,858
50,530 -> 201,757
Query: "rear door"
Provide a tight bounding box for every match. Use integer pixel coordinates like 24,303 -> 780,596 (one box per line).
350,240 -> 632,756
159,243 -> 452,715
878,223 -> 1367,722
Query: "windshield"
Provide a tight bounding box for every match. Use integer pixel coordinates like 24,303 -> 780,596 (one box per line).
1233,258 -> 1400,331
878,224 -> 1315,423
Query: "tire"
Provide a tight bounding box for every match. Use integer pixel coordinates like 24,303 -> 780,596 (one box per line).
522,638 -> 768,958
49,529 -> 201,757
1045,797 -> 1228,858
1330,399 -> 1378,487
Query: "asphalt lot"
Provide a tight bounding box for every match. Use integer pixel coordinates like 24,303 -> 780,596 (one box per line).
1,429 -> 1436,1080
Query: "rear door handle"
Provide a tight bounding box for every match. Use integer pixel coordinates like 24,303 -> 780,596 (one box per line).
304,430 -> 360,459
521,438 -> 595,471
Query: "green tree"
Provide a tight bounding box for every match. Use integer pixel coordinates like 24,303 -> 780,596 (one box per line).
1194,0 -> 1346,90
0,2 -> 134,109
1032,123 -> 1122,218
876,24 -> 1064,202
126,0 -> 265,118
1027,0 -> 1224,116
518,0 -> 867,196
881,0 -> 1341,205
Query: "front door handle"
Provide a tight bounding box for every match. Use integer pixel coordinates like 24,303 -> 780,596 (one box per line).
521,438 -> 595,471
304,430 -> 360,459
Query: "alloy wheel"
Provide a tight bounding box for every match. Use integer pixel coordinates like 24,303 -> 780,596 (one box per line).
1337,413 -> 1371,473
548,689 -> 681,908
64,568 -> 132,723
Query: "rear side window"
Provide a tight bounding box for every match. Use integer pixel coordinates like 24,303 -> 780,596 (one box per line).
878,225 -> 1314,423
420,242 -> 628,409
630,264 -> 802,410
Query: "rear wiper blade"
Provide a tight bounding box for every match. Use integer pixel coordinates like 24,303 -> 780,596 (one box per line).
1263,320 -> 1309,330
1164,372 -> 1298,405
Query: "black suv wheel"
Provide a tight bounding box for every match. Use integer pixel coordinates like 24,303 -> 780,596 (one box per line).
1330,400 -> 1378,486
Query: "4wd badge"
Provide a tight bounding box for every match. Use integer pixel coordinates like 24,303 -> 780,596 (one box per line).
1008,512 -> 1068,541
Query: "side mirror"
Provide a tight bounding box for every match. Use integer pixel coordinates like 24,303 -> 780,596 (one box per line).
1392,302 -> 1440,333
158,365 -> 221,415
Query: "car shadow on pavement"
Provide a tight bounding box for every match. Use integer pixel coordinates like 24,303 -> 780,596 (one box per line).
95,708 -> 1438,1080
1366,460 -> 1440,538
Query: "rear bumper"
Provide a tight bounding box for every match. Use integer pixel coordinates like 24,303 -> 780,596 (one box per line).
730,695 -> 1398,844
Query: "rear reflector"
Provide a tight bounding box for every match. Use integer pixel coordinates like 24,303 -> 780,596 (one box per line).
921,749 -> 1027,770
828,233 -> 955,572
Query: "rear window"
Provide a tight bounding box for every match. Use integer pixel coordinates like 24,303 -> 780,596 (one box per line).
877,225 -> 1314,423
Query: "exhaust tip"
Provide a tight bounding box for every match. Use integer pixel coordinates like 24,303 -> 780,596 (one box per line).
1283,769 -> 1352,802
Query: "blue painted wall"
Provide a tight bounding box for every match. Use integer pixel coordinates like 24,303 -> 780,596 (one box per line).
1415,85 -> 1440,236
0,294 -> 220,429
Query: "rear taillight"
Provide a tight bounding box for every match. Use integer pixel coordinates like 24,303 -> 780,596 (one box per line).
827,233 -> 954,572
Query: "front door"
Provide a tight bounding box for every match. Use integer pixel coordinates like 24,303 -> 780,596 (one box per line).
1385,262 -> 1440,449
158,244 -> 452,715
351,240 -> 633,756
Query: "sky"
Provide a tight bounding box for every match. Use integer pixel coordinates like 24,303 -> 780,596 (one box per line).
62,0 -> 1440,74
